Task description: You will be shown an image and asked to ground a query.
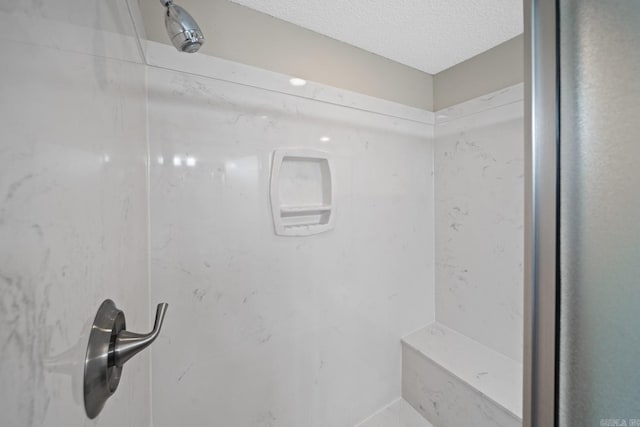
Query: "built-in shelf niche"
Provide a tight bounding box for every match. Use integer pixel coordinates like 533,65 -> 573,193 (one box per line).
269,148 -> 335,236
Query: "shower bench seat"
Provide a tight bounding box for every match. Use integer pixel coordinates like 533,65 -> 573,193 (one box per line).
401,323 -> 522,427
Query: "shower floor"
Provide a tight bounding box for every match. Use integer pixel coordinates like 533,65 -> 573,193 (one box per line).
356,398 -> 433,427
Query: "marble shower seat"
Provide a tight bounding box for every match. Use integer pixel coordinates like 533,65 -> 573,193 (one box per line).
401,323 -> 522,427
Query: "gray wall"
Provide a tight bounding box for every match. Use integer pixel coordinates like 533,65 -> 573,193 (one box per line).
140,0 -> 523,111
139,0 -> 434,110
434,35 -> 524,110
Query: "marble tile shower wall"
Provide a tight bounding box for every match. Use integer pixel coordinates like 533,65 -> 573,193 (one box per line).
147,64 -> 435,426
0,2 -> 522,427
0,2 -> 435,425
434,85 -> 524,362
0,1 -> 151,426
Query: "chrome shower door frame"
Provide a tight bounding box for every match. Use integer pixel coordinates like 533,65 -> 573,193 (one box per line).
524,0 -> 560,426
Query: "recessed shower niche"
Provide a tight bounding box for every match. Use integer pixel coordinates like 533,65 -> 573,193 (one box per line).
269,148 -> 334,236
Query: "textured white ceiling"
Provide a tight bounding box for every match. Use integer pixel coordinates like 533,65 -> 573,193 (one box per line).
228,0 -> 523,74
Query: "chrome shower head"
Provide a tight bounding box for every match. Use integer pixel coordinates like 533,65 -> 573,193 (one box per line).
160,0 -> 204,53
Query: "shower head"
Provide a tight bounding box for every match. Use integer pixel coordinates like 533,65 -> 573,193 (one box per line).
160,0 -> 204,53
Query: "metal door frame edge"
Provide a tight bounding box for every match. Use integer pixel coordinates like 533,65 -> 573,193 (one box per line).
524,0 -> 560,425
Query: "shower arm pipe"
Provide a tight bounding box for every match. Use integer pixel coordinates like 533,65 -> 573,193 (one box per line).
160,0 -> 172,6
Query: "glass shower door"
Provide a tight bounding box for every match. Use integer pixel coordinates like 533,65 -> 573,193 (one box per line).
526,1 -> 640,425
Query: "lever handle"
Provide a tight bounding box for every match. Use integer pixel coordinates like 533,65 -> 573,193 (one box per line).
85,300 -> 170,418
112,303 -> 168,368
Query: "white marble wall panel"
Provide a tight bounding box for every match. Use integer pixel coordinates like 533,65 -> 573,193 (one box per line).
142,41 -> 435,126
434,84 -> 524,362
0,0 -> 143,63
0,3 -> 149,426
147,62 -> 435,427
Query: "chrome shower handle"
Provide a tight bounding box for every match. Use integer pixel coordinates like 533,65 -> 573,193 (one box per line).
84,300 -> 169,419
113,303 -> 168,367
